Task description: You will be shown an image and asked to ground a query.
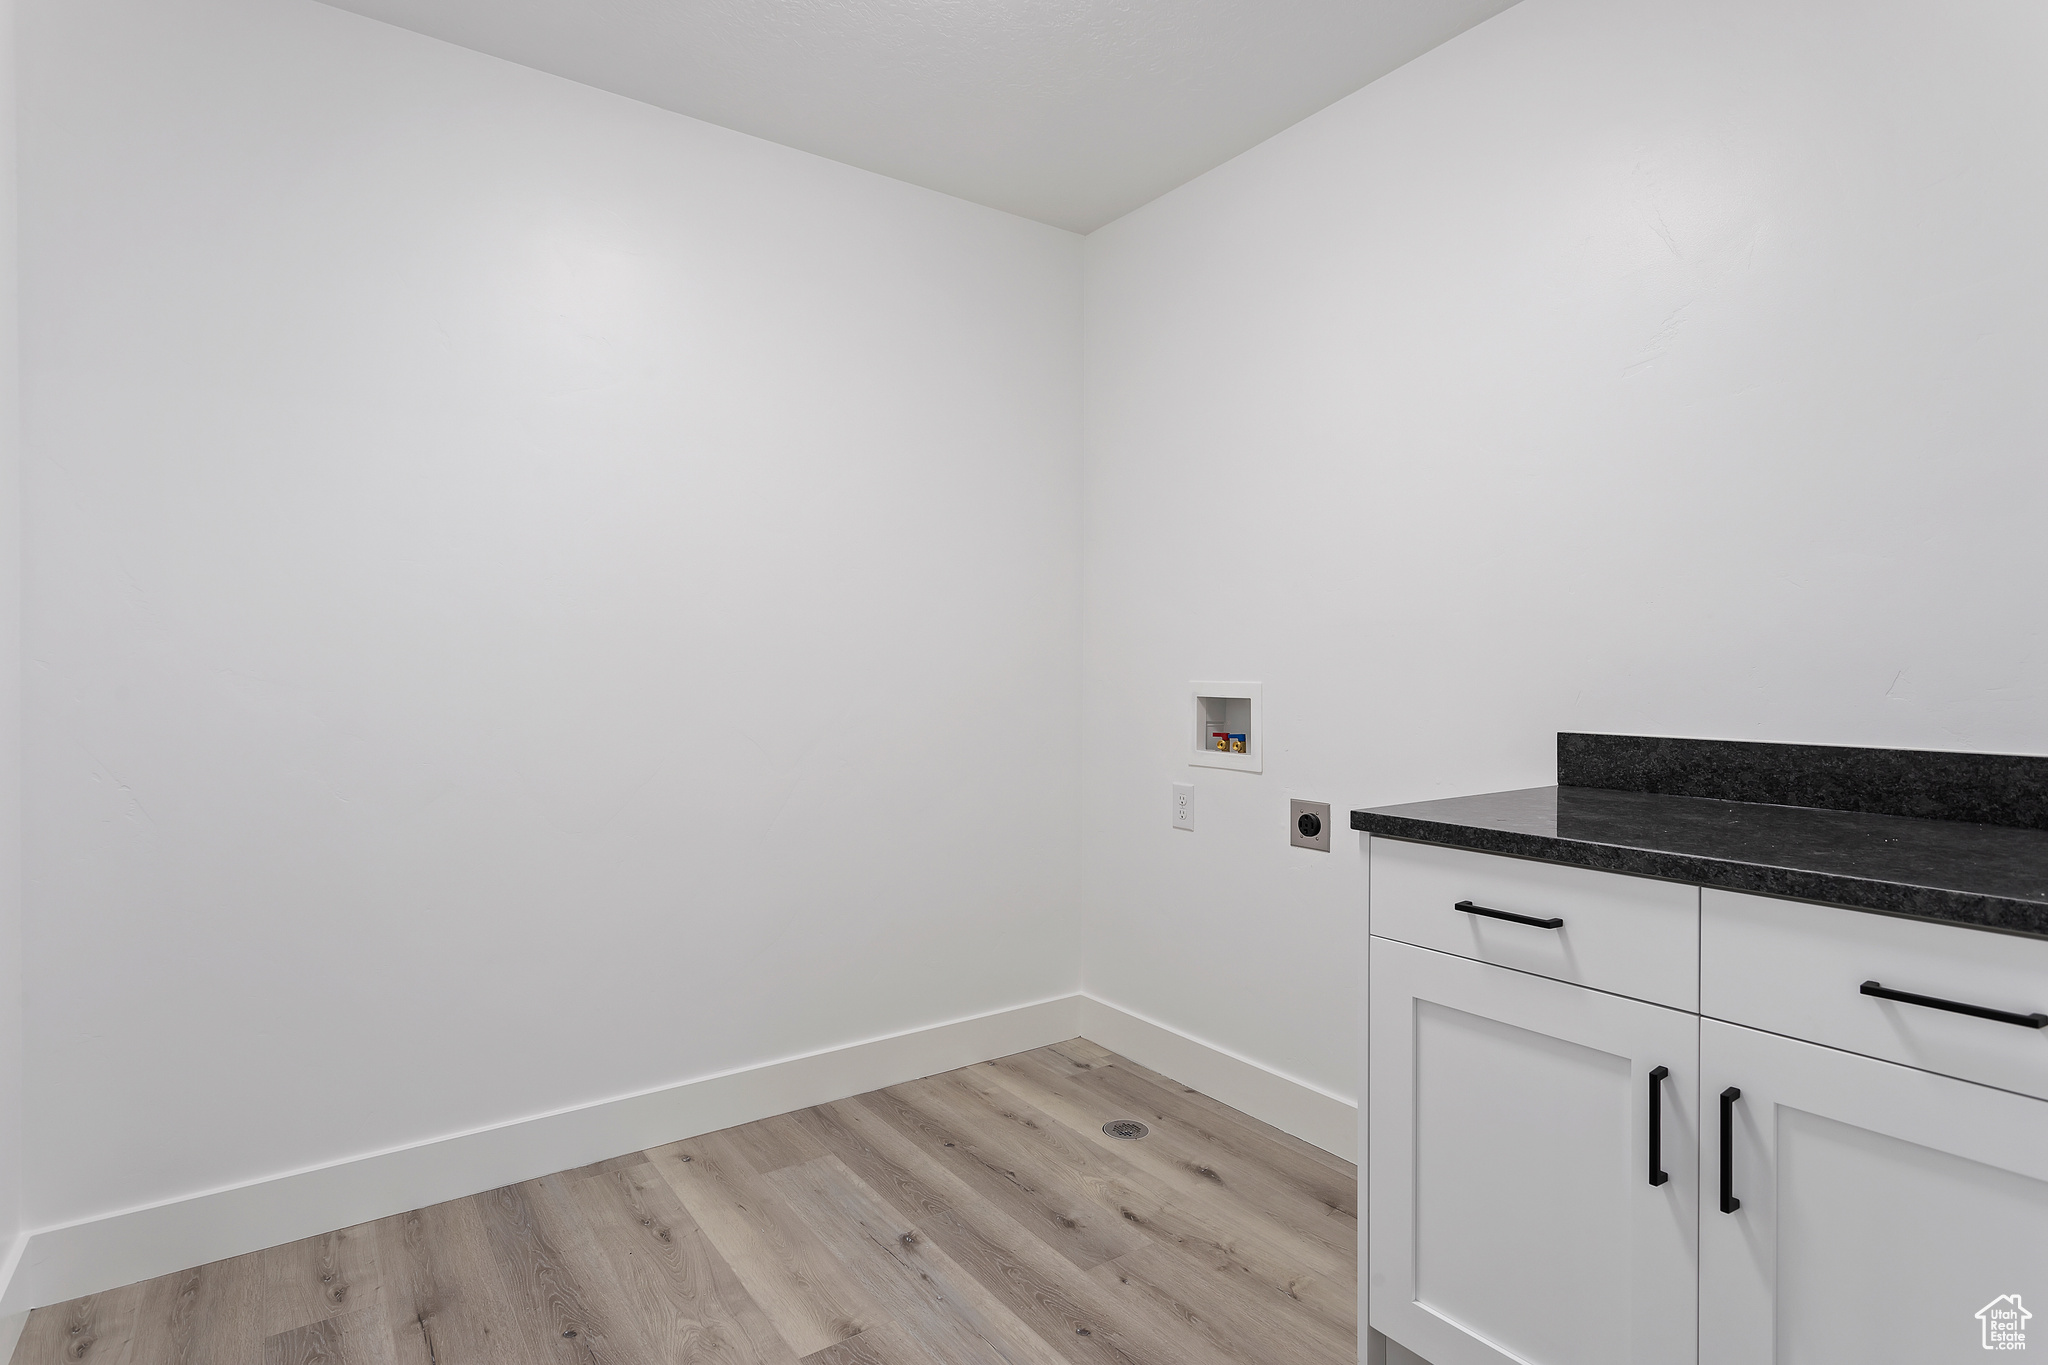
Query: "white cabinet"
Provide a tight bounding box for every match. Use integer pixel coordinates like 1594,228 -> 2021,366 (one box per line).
1367,838 -> 2048,1365
1369,937 -> 1699,1365
1701,1019 -> 2048,1365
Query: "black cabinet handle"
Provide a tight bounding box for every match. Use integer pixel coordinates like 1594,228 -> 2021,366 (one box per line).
1860,980 -> 2048,1029
1647,1066 -> 1669,1187
1455,900 -> 1564,930
1718,1087 -> 1742,1214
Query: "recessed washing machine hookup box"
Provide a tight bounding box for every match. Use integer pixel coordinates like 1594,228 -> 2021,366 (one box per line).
1190,681 -> 1262,773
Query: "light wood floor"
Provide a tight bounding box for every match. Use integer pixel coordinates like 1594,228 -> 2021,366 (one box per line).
13,1038 -> 1357,1365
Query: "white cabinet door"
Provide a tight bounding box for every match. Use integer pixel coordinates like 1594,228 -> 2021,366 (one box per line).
1701,1019 -> 2048,1365
1369,937 -> 1699,1365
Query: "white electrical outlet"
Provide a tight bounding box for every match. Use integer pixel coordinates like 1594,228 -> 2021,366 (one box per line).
1172,782 -> 1195,831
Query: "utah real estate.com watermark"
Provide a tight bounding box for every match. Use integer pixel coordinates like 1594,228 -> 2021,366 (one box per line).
1980,1295 -> 2031,1351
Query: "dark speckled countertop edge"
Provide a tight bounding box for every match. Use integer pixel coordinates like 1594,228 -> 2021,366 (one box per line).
1350,807 -> 2048,940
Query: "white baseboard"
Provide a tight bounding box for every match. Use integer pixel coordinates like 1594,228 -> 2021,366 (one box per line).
1076,995 -> 1357,1162
0,1233 -> 24,1341
0,1236 -> 23,1361
2,994 -> 1084,1315
1,993 -> 1353,1315
0,1231 -> 26,1358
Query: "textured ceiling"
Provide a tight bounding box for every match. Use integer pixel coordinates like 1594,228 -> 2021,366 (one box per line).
313,0 -> 1523,232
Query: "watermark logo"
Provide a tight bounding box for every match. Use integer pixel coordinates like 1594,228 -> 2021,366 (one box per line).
1979,1295 -> 2031,1351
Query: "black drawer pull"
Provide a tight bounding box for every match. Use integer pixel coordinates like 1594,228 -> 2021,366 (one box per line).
1719,1087 -> 1742,1214
1455,900 -> 1564,930
1647,1066 -> 1669,1187
1860,981 -> 2048,1030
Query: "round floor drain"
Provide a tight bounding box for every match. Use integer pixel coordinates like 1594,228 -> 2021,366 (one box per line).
1102,1120 -> 1149,1140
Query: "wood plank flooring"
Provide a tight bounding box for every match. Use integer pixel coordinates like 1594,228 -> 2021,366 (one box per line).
11,1039 -> 1356,1365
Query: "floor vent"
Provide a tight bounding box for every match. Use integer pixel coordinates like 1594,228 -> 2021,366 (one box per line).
1102,1120 -> 1150,1140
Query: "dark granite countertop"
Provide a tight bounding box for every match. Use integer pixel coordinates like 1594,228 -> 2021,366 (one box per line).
1351,784 -> 2048,938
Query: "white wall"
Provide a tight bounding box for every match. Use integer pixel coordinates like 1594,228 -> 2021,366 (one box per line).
19,0 -> 1080,1234
20,0 -> 2048,1303
1080,0 -> 2048,1100
0,0 -> 24,1308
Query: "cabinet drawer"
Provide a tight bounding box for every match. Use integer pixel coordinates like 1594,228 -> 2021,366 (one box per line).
1369,839 -> 1700,1010
1702,889 -> 2048,1100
